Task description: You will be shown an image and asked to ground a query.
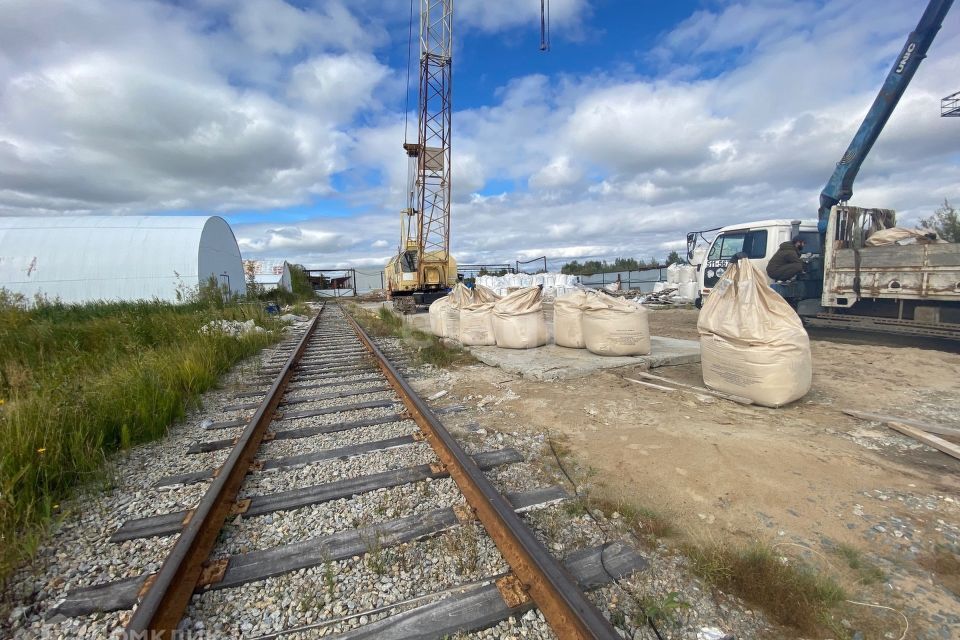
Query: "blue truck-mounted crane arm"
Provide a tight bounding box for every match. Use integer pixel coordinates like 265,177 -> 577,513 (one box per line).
818,0 -> 954,233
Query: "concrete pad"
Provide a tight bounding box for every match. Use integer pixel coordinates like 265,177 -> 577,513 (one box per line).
465,337 -> 700,381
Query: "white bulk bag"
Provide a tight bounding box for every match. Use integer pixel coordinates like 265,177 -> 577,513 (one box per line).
582,294 -> 651,356
430,283 -> 473,338
428,297 -> 449,337
554,289 -> 590,349
697,258 -> 812,408
667,263 -> 681,284
492,286 -> 547,349
473,284 -> 500,303
653,282 -> 667,293
459,302 -> 496,345
679,281 -> 699,301
680,264 -> 697,283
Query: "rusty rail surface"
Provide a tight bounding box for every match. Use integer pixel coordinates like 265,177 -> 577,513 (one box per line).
343,307 -> 620,640
125,307 -> 323,638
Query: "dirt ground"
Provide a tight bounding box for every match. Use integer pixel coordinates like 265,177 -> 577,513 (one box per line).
438,309 -> 960,639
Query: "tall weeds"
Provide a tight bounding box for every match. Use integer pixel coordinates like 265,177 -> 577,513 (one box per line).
0,293 -> 279,582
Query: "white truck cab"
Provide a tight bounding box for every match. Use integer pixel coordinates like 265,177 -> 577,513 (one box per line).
697,219 -> 820,304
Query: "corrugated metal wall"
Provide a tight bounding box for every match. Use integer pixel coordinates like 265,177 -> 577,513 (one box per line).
0,216 -> 246,304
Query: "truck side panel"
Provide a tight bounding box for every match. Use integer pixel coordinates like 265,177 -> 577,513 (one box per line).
824,243 -> 960,306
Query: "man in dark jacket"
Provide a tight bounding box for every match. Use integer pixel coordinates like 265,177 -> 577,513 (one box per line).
766,237 -> 805,281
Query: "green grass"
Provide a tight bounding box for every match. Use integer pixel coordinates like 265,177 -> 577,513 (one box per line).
836,543 -> 886,586
0,291 -> 282,584
686,541 -> 846,634
352,305 -> 474,368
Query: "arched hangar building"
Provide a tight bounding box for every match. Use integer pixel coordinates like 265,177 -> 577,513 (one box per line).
0,216 -> 247,304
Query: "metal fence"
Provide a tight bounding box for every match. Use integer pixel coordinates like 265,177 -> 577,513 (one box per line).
577,267 -> 667,293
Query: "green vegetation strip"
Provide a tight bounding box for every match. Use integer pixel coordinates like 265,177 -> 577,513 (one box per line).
0,292 -> 284,583
349,304 -> 475,368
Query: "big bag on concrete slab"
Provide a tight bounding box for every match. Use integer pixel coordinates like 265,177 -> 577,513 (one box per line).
581,294 -> 651,356
428,283 -> 473,338
697,257 -> 812,408
473,284 -> 500,303
428,297 -> 448,336
554,289 -> 590,349
492,286 -> 547,349
459,301 -> 496,346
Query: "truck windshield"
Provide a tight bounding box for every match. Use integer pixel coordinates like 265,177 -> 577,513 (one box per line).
707,230 -> 768,260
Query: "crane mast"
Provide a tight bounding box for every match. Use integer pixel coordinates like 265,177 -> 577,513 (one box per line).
403,0 -> 453,289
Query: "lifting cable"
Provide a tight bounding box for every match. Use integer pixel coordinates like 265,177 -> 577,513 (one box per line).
540,0 -> 551,51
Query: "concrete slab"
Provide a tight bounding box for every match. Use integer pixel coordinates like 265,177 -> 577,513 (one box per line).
465,337 -> 700,381
368,303 -> 700,380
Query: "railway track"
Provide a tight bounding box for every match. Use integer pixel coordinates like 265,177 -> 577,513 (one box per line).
46,303 -> 644,639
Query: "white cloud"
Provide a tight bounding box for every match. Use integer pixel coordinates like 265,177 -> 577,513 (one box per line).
1,0 -> 957,271
458,0 -> 589,33
288,53 -> 392,123
229,0 -> 373,55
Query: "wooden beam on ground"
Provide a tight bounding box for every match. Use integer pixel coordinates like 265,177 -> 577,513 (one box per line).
53,486 -> 567,618
885,422 -> 960,461
333,540 -> 647,640
623,378 -> 677,393
631,371 -> 753,405
111,449 -> 524,542
843,409 -> 960,441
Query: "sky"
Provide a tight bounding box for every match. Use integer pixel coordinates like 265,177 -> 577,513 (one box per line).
0,0 -> 958,270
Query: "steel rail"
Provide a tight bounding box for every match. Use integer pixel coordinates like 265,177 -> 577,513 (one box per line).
125,306 -> 324,638
343,307 -> 620,640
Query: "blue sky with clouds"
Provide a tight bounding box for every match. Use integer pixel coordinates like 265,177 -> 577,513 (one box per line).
1,0 -> 957,269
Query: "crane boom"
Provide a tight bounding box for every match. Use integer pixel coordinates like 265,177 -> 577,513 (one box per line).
817,0 -> 954,232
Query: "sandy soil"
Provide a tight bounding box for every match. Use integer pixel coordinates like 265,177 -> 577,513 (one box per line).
441,308 -> 960,638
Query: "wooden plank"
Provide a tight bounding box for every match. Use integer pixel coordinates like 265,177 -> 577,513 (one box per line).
204,417 -> 249,431
58,486 -> 566,618
280,399 -> 397,422
843,409 -> 960,440
632,371 -> 754,405
885,422 -> 960,461
191,400 -> 399,447
45,575 -> 148,619
334,540 -> 647,640
623,378 -> 677,392
285,374 -> 382,393
154,434 -> 418,488
111,449 -> 524,542
220,385 -> 391,413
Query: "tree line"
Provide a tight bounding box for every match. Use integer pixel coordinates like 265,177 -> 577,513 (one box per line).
560,251 -> 682,275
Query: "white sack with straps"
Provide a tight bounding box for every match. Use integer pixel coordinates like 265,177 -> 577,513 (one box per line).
581,294 -> 651,356
459,302 -> 496,346
428,283 -> 473,338
473,284 -> 501,303
697,258 -> 811,408
492,286 -> 547,349
428,297 -> 448,336
554,289 -> 590,349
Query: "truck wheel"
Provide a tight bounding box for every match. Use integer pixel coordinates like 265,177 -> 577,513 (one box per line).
694,296 -> 703,309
